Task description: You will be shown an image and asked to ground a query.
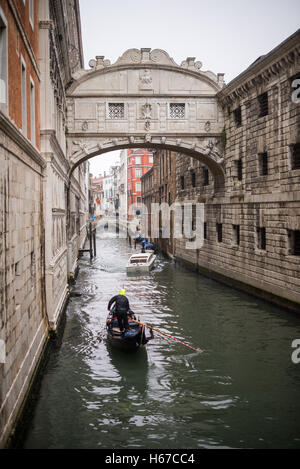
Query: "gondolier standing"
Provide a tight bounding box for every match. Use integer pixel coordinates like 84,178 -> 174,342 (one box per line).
108,289 -> 131,332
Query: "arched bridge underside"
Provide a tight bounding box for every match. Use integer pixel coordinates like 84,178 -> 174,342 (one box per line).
66,48 -> 226,191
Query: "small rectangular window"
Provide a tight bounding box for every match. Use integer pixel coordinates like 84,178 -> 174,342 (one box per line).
21,58 -> 27,136
259,152 -> 268,175
135,168 -> 141,178
204,222 -> 207,240
236,159 -> 243,181
192,205 -> 196,232
257,227 -> 266,250
233,224 -> 240,246
234,106 -> 242,126
288,230 -> 300,256
29,0 -> 34,29
30,78 -> 35,145
291,143 -> 300,170
216,223 -> 222,243
135,156 -> 141,165
191,172 -> 196,187
258,92 -> 268,117
180,175 -> 184,190
203,168 -> 209,186
170,103 -> 185,119
108,103 -> 124,119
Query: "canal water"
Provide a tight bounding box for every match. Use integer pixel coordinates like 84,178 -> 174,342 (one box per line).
18,235 -> 300,449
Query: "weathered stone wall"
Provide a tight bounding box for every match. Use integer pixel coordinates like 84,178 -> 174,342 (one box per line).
173,31 -> 300,310
0,121 -> 48,448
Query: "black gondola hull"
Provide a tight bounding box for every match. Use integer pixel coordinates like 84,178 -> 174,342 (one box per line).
106,316 -> 147,351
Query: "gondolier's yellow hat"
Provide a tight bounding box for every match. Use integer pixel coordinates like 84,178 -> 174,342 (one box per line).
120,289 -> 125,296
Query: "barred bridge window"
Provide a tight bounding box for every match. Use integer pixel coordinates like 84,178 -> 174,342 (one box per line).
170,103 -> 185,119
108,103 -> 124,119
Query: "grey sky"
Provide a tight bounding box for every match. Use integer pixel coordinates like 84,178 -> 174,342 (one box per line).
79,0 -> 300,176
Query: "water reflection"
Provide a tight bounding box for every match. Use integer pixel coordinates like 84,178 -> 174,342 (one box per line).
19,236 -> 300,449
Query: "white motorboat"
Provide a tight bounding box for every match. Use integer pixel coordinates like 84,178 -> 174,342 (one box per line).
126,252 -> 156,273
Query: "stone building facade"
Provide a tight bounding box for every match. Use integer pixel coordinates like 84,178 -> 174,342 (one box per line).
142,30 -> 300,311
0,0 -> 88,448
141,149 -> 177,255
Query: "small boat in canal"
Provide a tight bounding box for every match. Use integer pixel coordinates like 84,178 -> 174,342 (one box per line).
106,311 -> 151,351
126,251 -> 156,274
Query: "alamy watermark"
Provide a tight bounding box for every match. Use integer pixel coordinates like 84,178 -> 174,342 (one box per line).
97,202 -> 205,250
291,339 -> 300,364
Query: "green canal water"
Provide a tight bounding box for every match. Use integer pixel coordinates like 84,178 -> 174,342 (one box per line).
17,236 -> 300,449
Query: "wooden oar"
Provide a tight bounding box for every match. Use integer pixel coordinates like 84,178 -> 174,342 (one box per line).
131,318 -> 206,353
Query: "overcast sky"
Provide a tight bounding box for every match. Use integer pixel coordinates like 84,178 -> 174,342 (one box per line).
79,0 -> 300,176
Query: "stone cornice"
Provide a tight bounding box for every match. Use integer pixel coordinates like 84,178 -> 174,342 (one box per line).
69,48 -> 224,95
218,29 -> 300,105
8,0 -> 40,80
0,111 -> 46,169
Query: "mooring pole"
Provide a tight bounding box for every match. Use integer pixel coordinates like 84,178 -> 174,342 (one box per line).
89,222 -> 93,259
93,226 -> 96,257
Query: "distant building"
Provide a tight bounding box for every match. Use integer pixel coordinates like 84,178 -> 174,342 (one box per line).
127,148 -> 154,218
141,149 -> 177,255
116,150 -> 127,221
90,175 -> 103,217
102,172 -> 115,215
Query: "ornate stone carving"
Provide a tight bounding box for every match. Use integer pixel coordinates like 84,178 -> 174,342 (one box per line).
72,140 -> 89,155
139,70 -> 153,90
181,57 -> 203,71
205,121 -> 211,132
141,103 -> 152,130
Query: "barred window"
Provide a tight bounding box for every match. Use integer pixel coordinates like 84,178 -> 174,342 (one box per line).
108,103 -> 124,119
234,106 -> 242,126
170,103 -> 185,119
259,152 -> 268,175
203,168 -> 209,186
288,230 -> 300,256
257,227 -> 266,250
235,159 -> 243,180
233,225 -> 240,246
258,92 -> 268,117
216,223 -> 223,243
291,143 -> 300,170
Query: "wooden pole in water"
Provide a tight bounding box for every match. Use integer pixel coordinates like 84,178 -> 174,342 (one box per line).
89,222 -> 93,259
93,226 -> 96,256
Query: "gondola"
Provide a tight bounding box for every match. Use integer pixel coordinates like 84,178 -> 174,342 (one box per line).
106,311 -> 151,351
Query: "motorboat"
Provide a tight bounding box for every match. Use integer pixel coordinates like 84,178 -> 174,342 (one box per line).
126,251 -> 156,273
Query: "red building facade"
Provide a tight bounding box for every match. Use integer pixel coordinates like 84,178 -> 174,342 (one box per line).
127,148 -> 153,214
0,0 -> 40,148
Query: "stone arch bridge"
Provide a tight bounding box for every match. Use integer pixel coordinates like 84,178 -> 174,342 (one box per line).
66,48 -> 226,191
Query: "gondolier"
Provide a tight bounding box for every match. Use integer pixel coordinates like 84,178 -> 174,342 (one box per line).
108,289 -> 131,332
